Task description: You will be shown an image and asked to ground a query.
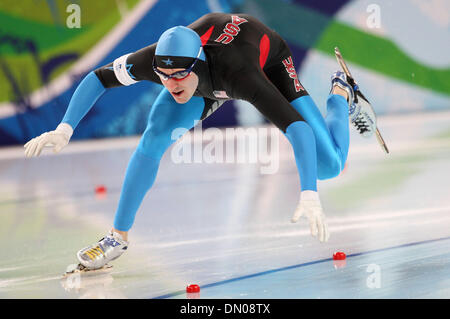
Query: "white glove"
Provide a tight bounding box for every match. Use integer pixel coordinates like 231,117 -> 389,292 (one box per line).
291,190 -> 330,243
24,123 -> 73,157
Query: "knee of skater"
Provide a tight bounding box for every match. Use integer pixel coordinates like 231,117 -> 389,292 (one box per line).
138,128 -> 172,158
285,121 -> 314,142
318,155 -> 342,180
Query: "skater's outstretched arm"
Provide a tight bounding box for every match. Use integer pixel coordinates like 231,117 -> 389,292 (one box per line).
24,44 -> 160,157
24,71 -> 106,157
60,71 -> 106,130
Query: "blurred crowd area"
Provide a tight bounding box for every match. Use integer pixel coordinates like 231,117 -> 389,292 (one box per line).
0,0 -> 448,146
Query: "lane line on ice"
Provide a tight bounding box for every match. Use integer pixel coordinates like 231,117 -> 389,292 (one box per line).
151,235 -> 450,299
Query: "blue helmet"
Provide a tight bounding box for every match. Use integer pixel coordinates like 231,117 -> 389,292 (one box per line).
155,26 -> 206,68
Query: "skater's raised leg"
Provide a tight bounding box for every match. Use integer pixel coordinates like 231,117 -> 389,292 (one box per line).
289,71 -> 356,180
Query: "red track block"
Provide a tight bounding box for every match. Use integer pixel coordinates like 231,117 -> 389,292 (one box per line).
95,185 -> 107,200
333,251 -> 346,260
186,284 -> 200,293
95,185 -> 107,194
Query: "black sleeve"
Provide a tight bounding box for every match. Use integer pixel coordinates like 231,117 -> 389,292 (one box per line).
94,43 -> 161,88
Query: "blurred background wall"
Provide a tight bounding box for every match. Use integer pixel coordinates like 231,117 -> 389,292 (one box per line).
0,0 -> 448,146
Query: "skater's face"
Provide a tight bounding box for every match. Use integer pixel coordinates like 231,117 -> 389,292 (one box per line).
156,68 -> 199,104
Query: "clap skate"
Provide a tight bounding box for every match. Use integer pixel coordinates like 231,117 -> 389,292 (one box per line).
334,47 -> 389,154
63,230 -> 128,276
331,70 -> 375,138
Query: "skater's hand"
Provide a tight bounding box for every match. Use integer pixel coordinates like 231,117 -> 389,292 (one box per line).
291,191 -> 330,243
24,123 -> 73,157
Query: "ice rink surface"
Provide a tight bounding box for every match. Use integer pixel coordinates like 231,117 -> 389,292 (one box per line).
0,111 -> 449,299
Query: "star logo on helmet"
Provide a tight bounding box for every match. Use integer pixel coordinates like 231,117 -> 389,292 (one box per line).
162,58 -> 173,66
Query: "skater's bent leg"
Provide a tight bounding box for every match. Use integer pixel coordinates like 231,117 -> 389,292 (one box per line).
113,89 -> 205,233
325,94 -> 349,166
241,70 -> 319,191
290,95 -> 348,180
284,121 -> 318,191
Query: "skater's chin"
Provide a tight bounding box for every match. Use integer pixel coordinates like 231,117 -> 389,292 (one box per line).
172,91 -> 194,104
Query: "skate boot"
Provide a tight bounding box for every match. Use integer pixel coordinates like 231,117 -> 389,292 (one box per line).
331,70 -> 376,138
77,230 -> 128,270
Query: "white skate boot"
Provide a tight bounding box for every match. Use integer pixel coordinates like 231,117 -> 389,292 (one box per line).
331,70 -> 377,138
76,230 -> 129,271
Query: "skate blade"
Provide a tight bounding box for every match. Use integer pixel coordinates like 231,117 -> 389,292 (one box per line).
335,47 -> 389,154
63,263 -> 113,277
